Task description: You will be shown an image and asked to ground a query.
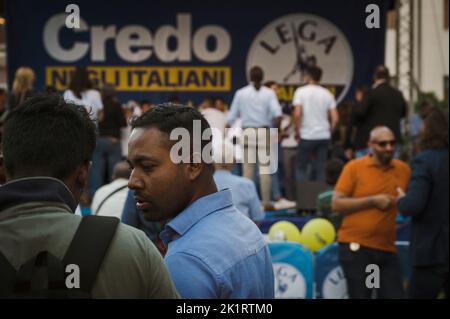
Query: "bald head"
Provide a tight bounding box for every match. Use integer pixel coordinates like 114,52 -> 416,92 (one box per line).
368,126 -> 396,166
113,161 -> 131,180
369,126 -> 394,143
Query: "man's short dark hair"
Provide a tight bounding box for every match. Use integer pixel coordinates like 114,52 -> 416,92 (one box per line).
306,66 -> 322,82
131,104 -> 213,169
167,94 -> 181,104
2,94 -> 97,180
249,66 -> 264,83
325,158 -> 344,186
374,65 -> 390,81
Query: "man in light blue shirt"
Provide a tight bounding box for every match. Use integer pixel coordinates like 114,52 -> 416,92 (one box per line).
227,72 -> 282,129
127,104 -> 274,299
212,139 -> 264,223
227,67 -> 282,209
161,190 -> 273,298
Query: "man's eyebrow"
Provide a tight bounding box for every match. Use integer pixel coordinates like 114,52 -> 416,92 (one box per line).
128,155 -> 159,164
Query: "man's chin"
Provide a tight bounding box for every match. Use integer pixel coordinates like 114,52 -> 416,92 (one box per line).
381,155 -> 393,165
139,209 -> 164,222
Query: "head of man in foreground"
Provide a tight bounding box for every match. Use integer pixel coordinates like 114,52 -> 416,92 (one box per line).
1,94 -> 96,200
127,104 -> 216,221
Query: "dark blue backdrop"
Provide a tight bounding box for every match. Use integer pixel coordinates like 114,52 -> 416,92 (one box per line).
6,0 -> 389,105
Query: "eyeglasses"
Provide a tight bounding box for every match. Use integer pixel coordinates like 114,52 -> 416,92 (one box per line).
372,140 -> 396,148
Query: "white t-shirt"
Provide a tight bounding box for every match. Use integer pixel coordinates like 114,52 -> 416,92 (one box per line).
280,115 -> 298,148
91,179 -> 129,218
292,84 -> 336,140
63,89 -> 103,122
202,108 -> 228,135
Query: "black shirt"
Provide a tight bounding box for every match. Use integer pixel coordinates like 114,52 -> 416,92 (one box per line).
99,99 -> 127,139
355,82 -> 407,144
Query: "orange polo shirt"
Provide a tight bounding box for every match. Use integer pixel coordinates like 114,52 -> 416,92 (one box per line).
335,155 -> 411,252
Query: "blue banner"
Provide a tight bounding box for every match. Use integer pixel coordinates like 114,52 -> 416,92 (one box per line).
315,243 -> 348,299
269,242 -> 314,299
6,0 -> 388,105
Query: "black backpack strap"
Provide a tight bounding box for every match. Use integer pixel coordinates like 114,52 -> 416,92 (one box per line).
93,184 -> 128,215
63,215 -> 119,293
0,252 -> 17,297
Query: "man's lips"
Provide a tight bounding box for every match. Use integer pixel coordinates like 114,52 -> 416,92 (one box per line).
134,195 -> 152,211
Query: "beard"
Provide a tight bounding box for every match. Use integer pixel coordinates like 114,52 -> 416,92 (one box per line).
374,150 -> 393,165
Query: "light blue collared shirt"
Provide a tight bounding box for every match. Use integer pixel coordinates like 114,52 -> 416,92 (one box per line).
160,190 -> 274,299
213,170 -> 264,222
227,84 -> 282,128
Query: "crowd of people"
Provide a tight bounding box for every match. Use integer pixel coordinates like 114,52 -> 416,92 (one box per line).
0,63 -> 448,299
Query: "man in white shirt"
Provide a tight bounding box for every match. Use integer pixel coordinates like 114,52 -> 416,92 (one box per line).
91,161 -> 130,218
63,89 -> 103,123
227,67 -> 282,208
292,66 -> 338,182
201,96 -> 228,141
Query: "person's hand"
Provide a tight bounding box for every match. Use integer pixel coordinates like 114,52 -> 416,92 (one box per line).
355,90 -> 364,103
278,130 -> 289,142
371,194 -> 396,211
344,148 -> 354,160
396,187 -> 406,202
294,132 -> 301,142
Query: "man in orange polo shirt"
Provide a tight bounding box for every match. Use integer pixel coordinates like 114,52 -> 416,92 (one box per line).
332,126 -> 411,299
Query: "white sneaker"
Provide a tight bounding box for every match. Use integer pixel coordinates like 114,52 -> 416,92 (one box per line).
273,198 -> 297,210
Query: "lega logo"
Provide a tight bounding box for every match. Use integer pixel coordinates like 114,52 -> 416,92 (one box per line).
246,14 -> 354,103
273,263 -> 306,299
322,266 -> 348,299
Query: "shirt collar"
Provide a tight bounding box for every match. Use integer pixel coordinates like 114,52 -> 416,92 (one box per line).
0,177 -> 78,213
160,189 -> 234,246
372,79 -> 387,89
214,169 -> 232,176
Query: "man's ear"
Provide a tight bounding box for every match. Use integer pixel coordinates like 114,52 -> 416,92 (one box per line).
186,153 -> 203,181
75,161 -> 91,190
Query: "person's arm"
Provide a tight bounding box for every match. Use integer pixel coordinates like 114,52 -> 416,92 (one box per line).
331,161 -> 395,213
269,91 -> 283,131
344,110 -> 356,159
117,103 -> 127,128
292,104 -> 302,141
332,191 -> 395,214
291,89 -> 303,141
354,91 -> 371,120
227,92 -> 240,126
247,181 -> 265,224
397,155 -> 430,217
92,90 -> 104,123
165,252 -> 220,299
400,93 -> 408,119
329,107 -> 339,133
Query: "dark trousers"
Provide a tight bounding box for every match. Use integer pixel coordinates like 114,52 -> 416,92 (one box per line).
296,139 -> 329,182
338,244 -> 405,299
408,265 -> 449,299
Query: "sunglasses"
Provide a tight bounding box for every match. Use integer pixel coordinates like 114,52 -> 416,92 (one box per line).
372,140 -> 396,148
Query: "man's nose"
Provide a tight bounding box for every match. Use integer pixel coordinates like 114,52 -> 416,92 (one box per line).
128,169 -> 143,190
386,143 -> 394,151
